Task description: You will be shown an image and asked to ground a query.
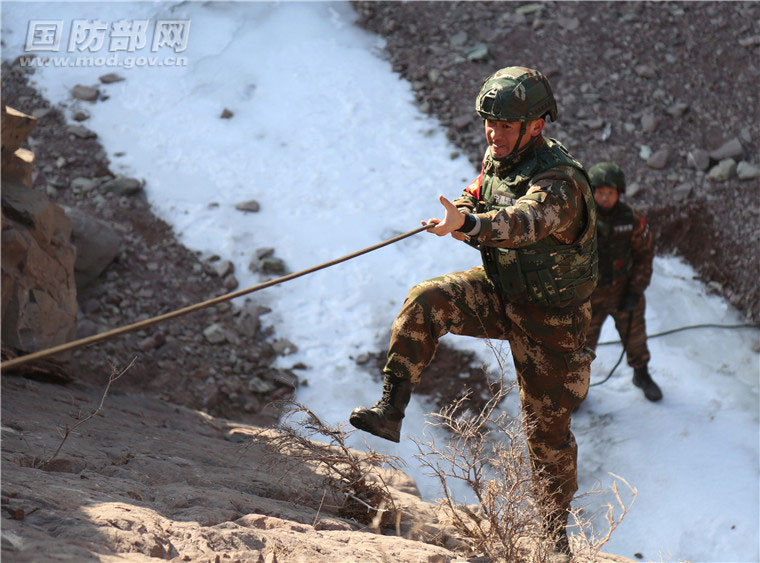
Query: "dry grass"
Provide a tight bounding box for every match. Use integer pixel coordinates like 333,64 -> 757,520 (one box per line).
253,352 -> 635,560
412,341 -> 637,562
252,401 -> 403,528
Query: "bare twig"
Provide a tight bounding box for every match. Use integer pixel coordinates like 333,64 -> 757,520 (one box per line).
37,357 -> 136,468
570,473 -> 637,560
313,489 -> 327,527
415,346 -> 635,561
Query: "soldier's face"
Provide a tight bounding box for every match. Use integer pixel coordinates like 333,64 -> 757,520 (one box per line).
485,119 -> 544,159
593,186 -> 619,210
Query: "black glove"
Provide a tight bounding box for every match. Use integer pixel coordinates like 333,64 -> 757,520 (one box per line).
618,292 -> 641,313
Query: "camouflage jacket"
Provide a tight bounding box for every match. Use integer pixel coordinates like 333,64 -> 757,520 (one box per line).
453,136 -> 597,308
596,201 -> 653,295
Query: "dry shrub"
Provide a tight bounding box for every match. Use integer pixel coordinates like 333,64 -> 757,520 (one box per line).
568,474 -> 637,562
414,377 -> 549,561
18,357 -> 136,470
414,371 -> 636,562
252,401 -> 402,528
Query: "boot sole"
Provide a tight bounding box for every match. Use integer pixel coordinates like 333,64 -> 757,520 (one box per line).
349,411 -> 401,443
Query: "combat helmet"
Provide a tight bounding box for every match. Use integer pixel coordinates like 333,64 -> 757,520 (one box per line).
588,162 -> 626,193
475,67 -> 558,123
476,67 -> 557,163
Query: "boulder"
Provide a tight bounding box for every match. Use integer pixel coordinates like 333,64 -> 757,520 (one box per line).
99,73 -> 125,84
62,206 -> 121,289
466,43 -> 489,62
1,106 -> 37,188
236,302 -> 264,338
647,146 -> 670,169
1,105 -> 37,155
71,84 -> 99,102
212,259 -> 234,278
1,180 -> 78,353
641,112 -> 658,133
736,161 -> 760,181
101,176 -> 143,196
203,323 -> 227,344
449,31 -> 468,47
707,159 -> 737,182
259,257 -> 286,275
66,125 -> 97,139
687,149 -> 710,171
709,137 -> 743,161
235,200 -> 260,213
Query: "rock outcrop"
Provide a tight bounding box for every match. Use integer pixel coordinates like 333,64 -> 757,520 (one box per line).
1,104 -> 78,355
1,180 -> 78,353
1,104 -> 37,189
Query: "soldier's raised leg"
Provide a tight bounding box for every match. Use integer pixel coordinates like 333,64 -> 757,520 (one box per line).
350,267 -> 508,442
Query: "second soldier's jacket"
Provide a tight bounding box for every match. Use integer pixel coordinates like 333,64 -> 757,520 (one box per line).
595,201 -> 653,297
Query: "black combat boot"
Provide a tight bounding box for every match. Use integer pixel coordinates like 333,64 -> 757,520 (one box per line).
632,366 -> 663,402
349,373 -> 412,443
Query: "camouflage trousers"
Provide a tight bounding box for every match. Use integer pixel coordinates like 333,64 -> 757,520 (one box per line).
384,266 -> 593,518
587,280 -> 650,369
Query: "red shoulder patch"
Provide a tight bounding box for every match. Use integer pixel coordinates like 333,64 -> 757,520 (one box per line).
634,214 -> 648,235
465,176 -> 482,200
465,162 -> 485,200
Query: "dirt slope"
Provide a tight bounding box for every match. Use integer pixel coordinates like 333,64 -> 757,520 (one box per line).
2,374 -> 637,562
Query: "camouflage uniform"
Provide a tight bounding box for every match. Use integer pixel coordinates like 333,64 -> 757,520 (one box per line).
585,202 -> 654,369
385,136 -> 597,521
351,68 -> 598,547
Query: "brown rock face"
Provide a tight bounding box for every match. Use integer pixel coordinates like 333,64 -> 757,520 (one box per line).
1,105 -> 37,154
1,106 -> 37,189
1,180 -> 78,353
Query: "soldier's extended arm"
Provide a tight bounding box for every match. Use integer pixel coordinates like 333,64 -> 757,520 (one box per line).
627,209 -> 654,295
473,177 -> 583,248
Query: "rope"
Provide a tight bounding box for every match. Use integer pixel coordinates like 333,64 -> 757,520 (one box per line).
596,322 -> 757,345
590,321 -> 757,387
0,223 -> 435,371
590,314 -> 633,388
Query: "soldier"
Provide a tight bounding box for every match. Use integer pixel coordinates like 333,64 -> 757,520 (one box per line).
350,67 -> 598,557
587,162 -> 662,401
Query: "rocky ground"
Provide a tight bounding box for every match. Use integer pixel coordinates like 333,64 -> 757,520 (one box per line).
2,371 -> 637,561
0,374 -> 457,562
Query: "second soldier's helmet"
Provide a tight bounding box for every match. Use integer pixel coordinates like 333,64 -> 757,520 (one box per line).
589,162 -> 626,193
475,67 -> 558,123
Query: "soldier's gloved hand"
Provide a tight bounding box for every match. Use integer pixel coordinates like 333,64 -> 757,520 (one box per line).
618,292 -> 641,312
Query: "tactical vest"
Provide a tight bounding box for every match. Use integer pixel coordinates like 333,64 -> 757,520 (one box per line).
596,203 -> 636,287
480,138 -> 598,308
